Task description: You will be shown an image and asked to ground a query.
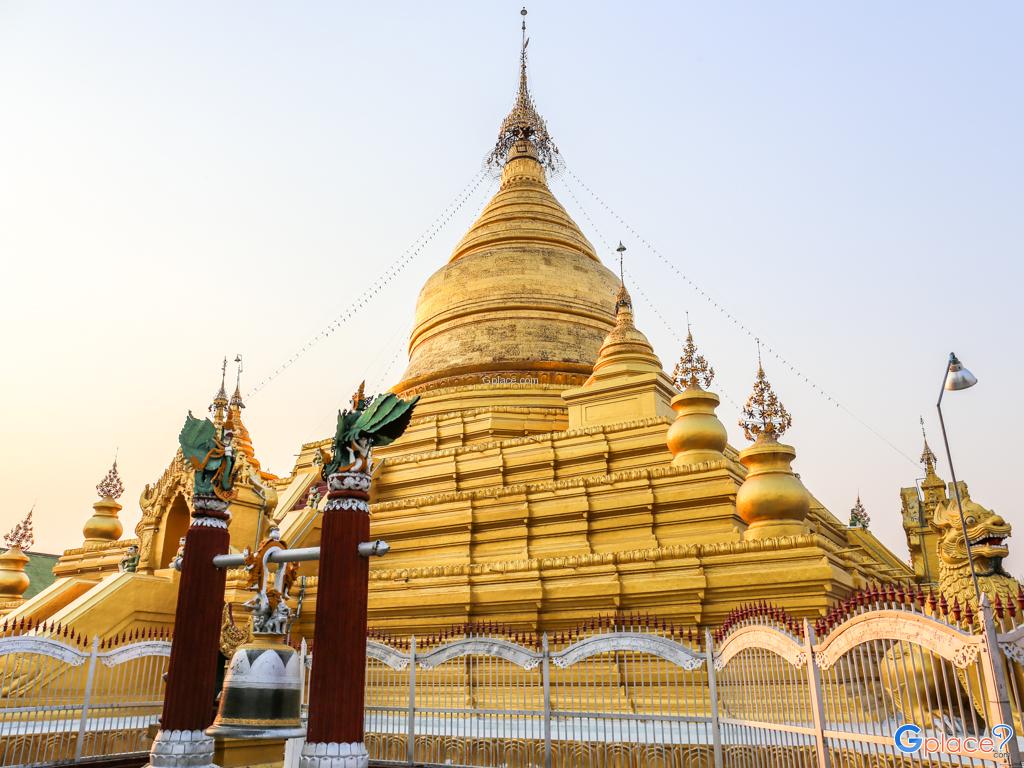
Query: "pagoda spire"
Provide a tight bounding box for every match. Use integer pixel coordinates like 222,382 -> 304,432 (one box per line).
210,356 -> 229,427
486,7 -> 560,171
614,242 -> 631,312
230,354 -> 244,410
919,416 -> 939,478
222,355 -> 277,482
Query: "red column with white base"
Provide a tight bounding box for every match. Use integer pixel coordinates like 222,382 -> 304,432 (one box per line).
145,494 -> 230,768
300,470 -> 372,768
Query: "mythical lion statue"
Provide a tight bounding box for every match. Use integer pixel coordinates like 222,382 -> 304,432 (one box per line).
932,493 -> 1016,600
881,490 -> 1022,730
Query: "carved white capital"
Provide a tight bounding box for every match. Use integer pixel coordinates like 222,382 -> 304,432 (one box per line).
145,729 -> 218,768
327,471 -> 371,493
298,741 -> 368,768
323,497 -> 369,514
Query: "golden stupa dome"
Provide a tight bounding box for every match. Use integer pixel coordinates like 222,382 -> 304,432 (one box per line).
397,143 -> 619,395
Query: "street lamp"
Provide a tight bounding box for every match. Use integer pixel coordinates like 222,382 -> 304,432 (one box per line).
936,352 -> 981,604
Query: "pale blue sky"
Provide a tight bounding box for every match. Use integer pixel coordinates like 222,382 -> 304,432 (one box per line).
1,3 -> 1020,573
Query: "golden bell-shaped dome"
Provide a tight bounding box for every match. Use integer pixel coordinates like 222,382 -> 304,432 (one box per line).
734,362 -> 809,540
396,140 -> 620,396
83,497 -> 124,543
84,460 -> 125,544
0,546 -> 30,601
666,330 -> 727,465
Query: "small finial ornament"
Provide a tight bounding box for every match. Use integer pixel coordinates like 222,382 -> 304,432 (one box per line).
231,354 -> 245,409
739,359 -> 792,442
849,494 -> 870,529
96,458 -> 125,500
487,6 -> 560,171
211,356 -> 230,425
4,507 -> 35,551
919,416 -> 938,474
672,328 -> 715,391
216,357 -> 228,400
612,243 -> 633,313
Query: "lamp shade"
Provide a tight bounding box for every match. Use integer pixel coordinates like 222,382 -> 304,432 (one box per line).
944,353 -> 978,391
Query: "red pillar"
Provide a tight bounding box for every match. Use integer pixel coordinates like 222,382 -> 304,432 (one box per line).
145,495 -> 230,768
301,470 -> 371,768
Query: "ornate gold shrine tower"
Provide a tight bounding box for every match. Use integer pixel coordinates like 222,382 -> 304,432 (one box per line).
11,22 -> 928,641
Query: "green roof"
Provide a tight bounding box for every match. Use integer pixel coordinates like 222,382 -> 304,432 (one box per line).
1,549 -> 59,599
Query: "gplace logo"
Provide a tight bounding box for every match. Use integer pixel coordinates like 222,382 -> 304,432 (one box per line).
894,723 -> 1014,757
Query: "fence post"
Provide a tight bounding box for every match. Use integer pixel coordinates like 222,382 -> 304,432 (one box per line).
73,636 -> 100,762
542,632 -> 552,768
802,620 -> 830,768
704,630 -> 723,768
406,635 -> 416,767
977,595 -> 1023,768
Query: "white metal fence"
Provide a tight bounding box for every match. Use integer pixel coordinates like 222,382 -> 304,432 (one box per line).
7,589 -> 1024,768
0,628 -> 170,768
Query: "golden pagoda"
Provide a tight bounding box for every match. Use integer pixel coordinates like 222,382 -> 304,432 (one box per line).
9,19 -> 931,643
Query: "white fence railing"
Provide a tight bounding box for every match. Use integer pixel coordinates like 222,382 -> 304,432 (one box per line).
0,635 -> 170,768
7,593 -> 1024,768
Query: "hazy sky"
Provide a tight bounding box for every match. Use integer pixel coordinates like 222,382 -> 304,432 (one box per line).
1,3 -> 1020,575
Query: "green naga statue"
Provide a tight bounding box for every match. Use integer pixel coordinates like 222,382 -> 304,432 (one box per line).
179,411 -> 238,500
319,382 -> 419,477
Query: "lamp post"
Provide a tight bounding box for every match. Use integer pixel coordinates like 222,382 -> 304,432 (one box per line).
935,352 -> 981,604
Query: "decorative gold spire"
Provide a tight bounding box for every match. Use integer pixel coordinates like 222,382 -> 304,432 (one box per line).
672,327 -> 715,391
95,458 -> 125,500
486,7 -> 560,171
222,360 -> 278,482
230,354 -> 244,409
920,416 -> 938,477
587,255 -> 659,374
613,242 -> 632,312
739,353 -> 792,442
211,357 -> 229,427
3,508 -> 34,551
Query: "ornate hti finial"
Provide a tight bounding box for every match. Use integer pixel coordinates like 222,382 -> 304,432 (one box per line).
96,458 -> 125,500
4,507 -> 35,551
486,7 -> 560,171
739,355 -> 792,442
849,494 -> 870,529
211,356 -> 230,426
230,354 -> 244,409
920,416 -> 938,475
672,328 -> 715,391
612,243 -> 632,313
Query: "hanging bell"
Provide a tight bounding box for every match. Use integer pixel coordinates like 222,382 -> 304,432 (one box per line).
206,633 -> 305,740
